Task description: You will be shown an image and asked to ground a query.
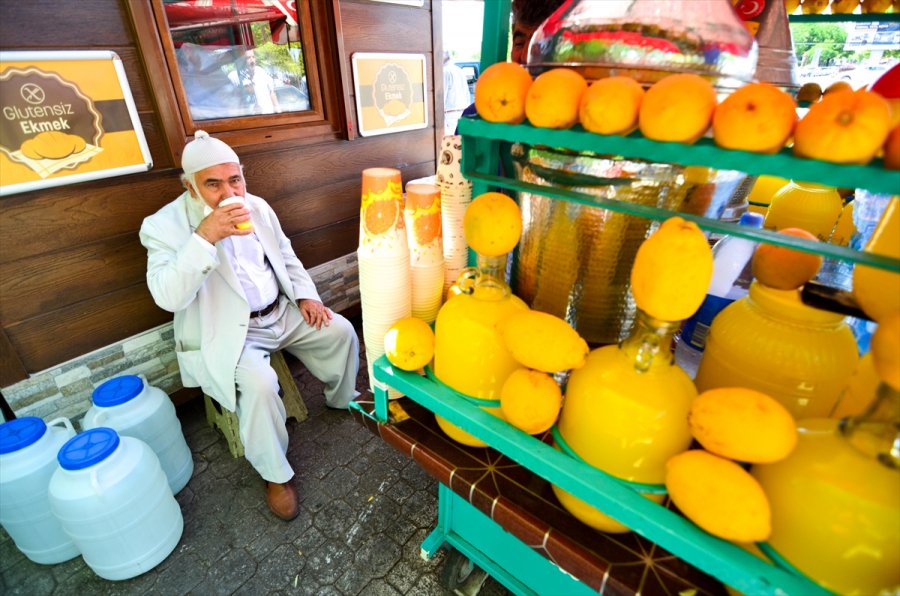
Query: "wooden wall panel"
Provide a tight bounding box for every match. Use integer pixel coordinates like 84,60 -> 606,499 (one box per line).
0,1 -> 134,48
4,285 -> 171,374
0,0 -> 439,383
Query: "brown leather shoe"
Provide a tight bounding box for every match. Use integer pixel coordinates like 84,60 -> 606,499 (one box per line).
266,481 -> 299,521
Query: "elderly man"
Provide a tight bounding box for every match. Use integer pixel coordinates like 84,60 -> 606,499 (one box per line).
140,131 -> 359,520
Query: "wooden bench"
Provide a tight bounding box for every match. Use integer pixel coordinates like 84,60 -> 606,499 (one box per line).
203,350 -> 308,458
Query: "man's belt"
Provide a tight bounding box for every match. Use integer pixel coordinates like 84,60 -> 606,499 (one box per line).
250,296 -> 280,318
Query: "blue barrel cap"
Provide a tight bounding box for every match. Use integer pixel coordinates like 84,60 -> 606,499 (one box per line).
738,211 -> 765,228
0,417 -> 48,455
92,375 -> 143,407
58,427 -> 121,470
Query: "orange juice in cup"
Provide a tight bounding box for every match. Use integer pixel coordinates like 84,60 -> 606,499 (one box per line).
219,196 -> 252,230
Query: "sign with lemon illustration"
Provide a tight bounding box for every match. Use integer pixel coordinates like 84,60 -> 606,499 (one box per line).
0,51 -> 151,196
351,53 -> 427,137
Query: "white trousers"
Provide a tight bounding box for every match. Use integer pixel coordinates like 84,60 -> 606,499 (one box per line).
235,295 -> 359,483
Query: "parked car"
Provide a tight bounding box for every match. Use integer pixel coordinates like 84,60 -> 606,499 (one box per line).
455,61 -> 480,103
274,84 -> 309,111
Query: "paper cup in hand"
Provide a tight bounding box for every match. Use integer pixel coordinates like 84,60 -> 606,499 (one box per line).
219,196 -> 253,230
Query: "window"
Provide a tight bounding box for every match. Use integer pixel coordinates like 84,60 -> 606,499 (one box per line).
127,0 -> 350,157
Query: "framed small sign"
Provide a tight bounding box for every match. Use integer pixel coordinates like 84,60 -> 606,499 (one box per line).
352,52 -> 428,137
0,50 -> 152,196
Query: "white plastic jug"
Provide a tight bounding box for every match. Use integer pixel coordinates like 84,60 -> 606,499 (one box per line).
83,375 -> 193,494
0,416 -> 79,564
48,428 -> 183,581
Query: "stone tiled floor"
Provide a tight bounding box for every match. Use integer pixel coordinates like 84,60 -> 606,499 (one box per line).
0,327 -> 511,595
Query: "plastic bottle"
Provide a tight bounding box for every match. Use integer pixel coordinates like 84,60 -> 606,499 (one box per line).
675,212 -> 764,378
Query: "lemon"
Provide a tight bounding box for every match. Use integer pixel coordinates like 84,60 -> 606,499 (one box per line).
666,450 -> 772,543
500,369 -> 562,435
500,310 -> 588,373
870,312 -> 900,391
630,217 -> 713,321
689,387 -> 797,464
384,317 -> 434,371
463,192 -> 522,257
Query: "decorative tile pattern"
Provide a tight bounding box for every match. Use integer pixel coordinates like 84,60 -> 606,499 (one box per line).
350,396 -> 727,596
1,254 -> 360,425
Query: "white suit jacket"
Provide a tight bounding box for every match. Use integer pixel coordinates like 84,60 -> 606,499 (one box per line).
139,190 -> 320,411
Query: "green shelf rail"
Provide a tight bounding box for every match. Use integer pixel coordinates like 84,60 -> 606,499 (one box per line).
368,355 -> 832,596
458,117 -> 900,196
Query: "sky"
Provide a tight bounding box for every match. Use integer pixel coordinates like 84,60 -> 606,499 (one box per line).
442,0 -> 485,61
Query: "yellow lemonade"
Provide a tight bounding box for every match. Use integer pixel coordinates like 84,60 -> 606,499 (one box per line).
695,282 -> 859,420
433,261 -> 528,447
764,181 -> 843,241
852,196 -> 900,323
554,312 -> 696,532
752,400 -> 900,595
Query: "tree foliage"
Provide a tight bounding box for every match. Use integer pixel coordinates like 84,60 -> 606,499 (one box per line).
791,23 -> 854,66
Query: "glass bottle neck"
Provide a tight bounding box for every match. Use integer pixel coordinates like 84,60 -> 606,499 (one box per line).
455,254 -> 511,299
620,310 -> 680,372
840,383 -> 900,470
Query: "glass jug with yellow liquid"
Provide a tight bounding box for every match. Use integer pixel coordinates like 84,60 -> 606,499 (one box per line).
552,310 -> 696,532
432,254 -> 528,447
695,281 -> 859,420
763,181 -> 843,241
752,382 -> 900,595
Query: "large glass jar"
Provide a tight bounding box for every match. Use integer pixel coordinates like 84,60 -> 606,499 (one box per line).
527,0 -> 757,87
763,181 -> 844,241
512,0 -> 758,345
552,310 -> 696,532
432,255 -> 528,447
752,384 -> 900,595
695,282 -> 859,420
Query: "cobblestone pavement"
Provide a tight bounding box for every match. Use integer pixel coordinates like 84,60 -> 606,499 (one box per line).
0,324 -> 512,595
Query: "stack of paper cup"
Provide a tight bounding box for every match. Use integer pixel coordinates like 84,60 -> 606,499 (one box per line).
436,135 -> 473,295
404,183 -> 444,324
358,167 -> 410,398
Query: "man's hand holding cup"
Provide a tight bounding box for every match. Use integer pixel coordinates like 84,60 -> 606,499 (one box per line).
197,196 -> 253,243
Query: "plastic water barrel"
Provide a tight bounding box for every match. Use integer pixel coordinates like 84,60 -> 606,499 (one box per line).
0,416 -> 79,564
82,375 -> 193,494
48,428 -> 183,581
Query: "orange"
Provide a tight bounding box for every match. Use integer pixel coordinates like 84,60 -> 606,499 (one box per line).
713,83 -> 797,154
384,317 -> 435,371
463,192 -> 522,256
861,0 -> 892,11
639,74 -> 717,144
793,89 -> 893,165
525,68 -> 588,129
578,76 -> 644,135
500,368 -> 563,435
800,0 -> 828,13
784,0 -> 800,12
474,61 -> 533,124
630,216 -> 714,321
364,199 -> 399,235
884,124 -> 900,170
824,81 -> 854,96
870,312 -> 900,391
830,0 -> 860,12
751,228 -> 823,290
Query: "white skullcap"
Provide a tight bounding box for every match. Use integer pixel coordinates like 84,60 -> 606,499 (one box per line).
181,130 -> 240,175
